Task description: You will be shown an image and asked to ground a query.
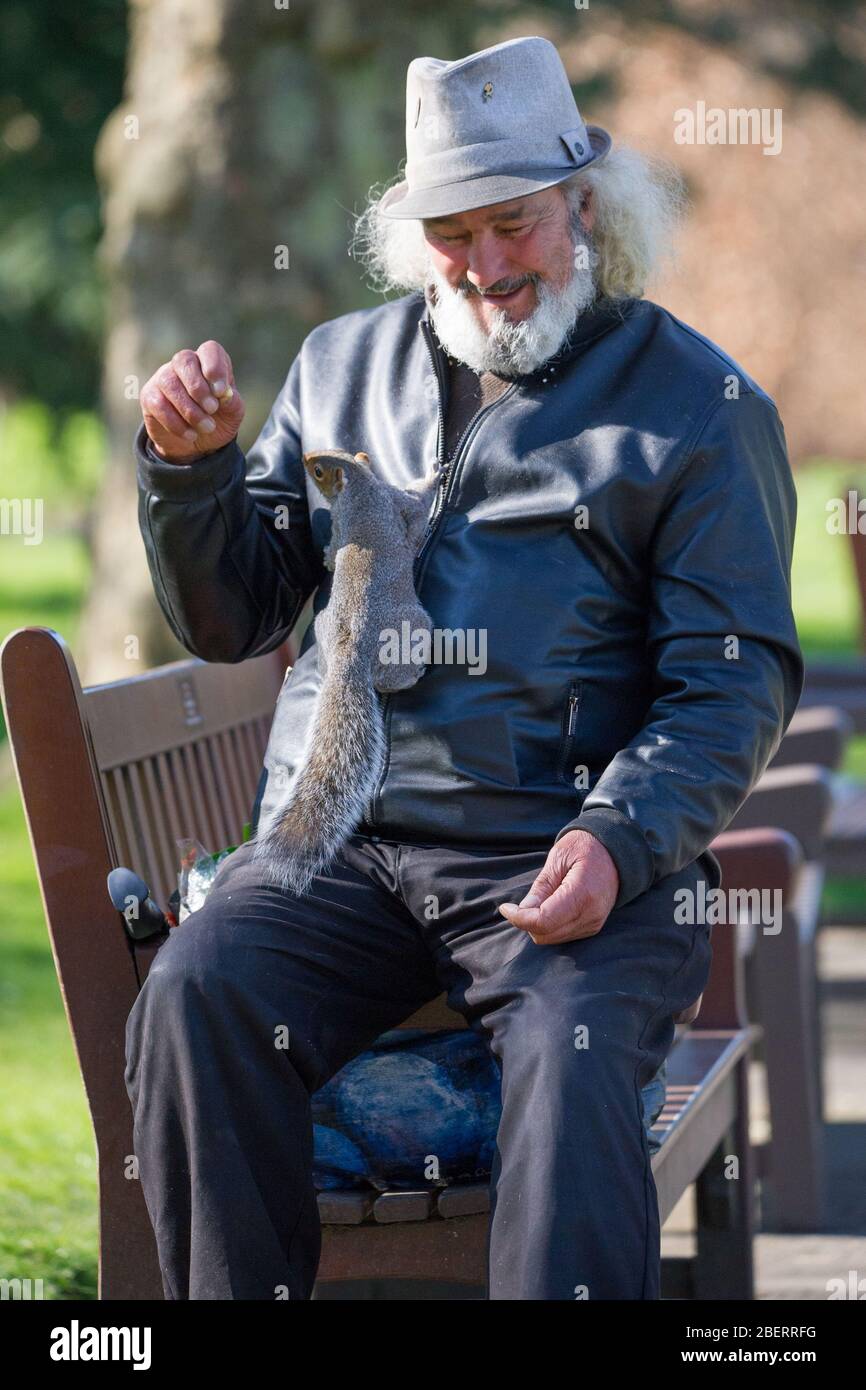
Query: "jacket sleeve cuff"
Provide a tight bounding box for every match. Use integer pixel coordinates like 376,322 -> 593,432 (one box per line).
555,806 -> 655,909
135,421 -> 244,500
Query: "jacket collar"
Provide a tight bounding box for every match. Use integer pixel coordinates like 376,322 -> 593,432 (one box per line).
418,288 -> 640,381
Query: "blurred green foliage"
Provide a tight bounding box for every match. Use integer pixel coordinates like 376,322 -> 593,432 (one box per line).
0,400 -> 105,509
791,459 -> 866,658
0,1 -> 127,411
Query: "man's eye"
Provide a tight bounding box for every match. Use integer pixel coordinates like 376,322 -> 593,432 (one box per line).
499,225 -> 530,237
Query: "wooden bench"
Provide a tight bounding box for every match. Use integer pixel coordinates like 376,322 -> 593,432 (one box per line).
1,626 -> 800,1300
769,702 -> 865,885
727,762 -> 835,1230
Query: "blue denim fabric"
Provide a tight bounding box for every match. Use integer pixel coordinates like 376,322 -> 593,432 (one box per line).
641,1057 -> 668,1156
312,1027 -> 669,1188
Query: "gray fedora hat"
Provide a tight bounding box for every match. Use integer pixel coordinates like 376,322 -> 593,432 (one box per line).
380,35 -> 611,221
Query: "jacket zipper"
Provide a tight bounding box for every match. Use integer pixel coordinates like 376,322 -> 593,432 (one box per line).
560,681 -> 581,784
365,318 -> 517,826
413,321 -> 518,581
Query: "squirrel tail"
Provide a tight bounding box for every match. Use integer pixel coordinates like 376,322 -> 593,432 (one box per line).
251,663 -> 385,896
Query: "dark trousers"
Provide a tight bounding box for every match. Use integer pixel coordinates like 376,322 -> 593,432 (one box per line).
124,833 -> 713,1300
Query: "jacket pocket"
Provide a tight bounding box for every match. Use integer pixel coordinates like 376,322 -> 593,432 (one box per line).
558,679 -> 583,786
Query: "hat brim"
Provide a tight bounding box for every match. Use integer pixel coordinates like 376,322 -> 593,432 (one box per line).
379,125 -> 611,220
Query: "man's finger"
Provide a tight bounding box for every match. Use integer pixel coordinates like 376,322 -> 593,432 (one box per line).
142,386 -> 198,444
527,918 -> 601,946
500,862 -> 589,934
172,349 -> 220,414
511,863 -> 560,912
196,340 -> 234,395
155,366 -> 217,435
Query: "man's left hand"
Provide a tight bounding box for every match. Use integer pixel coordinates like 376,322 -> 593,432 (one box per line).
498,829 -> 620,944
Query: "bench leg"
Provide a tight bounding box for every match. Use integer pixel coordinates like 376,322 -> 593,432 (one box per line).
753,908 -> 825,1230
692,1059 -> 755,1300
96,1107 -> 165,1300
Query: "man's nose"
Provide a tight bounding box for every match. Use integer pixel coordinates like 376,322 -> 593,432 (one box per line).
465,234 -> 514,292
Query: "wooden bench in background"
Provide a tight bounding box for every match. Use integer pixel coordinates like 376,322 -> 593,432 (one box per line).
1,626 -> 802,1300
729,760 -> 837,1230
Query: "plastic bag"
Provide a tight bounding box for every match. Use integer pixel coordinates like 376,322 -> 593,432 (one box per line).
176,837 -> 236,922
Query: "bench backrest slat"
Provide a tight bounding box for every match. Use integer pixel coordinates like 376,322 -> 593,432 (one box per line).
83,650 -> 287,908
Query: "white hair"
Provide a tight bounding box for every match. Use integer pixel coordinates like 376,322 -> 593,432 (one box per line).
350,145 -> 687,302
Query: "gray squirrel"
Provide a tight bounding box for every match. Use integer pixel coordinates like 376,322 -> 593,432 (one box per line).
252,449 -> 438,894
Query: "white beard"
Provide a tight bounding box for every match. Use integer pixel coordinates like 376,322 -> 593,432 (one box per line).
425,231 -> 599,377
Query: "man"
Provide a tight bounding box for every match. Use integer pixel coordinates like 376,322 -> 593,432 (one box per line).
126,35 -> 803,1300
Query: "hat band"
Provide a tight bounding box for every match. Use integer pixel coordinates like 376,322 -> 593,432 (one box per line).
405,126 -> 591,191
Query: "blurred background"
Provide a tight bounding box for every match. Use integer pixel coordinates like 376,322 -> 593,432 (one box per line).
1,0 -> 865,1298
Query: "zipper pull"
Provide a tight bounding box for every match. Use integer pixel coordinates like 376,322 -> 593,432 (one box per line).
566,691 -> 579,737
434,459 -> 451,498
415,461 -> 451,561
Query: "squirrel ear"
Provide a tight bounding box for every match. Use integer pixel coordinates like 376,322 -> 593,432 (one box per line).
354,451 -> 370,464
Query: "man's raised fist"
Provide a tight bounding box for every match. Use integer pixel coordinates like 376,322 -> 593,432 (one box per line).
140,340 -> 246,463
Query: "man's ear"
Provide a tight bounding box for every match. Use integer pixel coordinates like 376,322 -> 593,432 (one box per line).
579,186 -> 595,234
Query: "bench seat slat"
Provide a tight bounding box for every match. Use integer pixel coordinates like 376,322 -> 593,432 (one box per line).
437,1184 -> 490,1218
317,1192 -> 375,1225
373,1191 -> 434,1224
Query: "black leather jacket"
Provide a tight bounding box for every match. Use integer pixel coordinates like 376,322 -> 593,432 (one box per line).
135,292 -> 803,907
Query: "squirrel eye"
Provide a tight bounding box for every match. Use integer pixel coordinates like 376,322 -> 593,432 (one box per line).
314,465 -> 323,479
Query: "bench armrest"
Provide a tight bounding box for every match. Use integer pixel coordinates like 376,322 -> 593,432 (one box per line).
770,705 -> 852,772
698,826 -> 803,1028
727,764 -> 835,860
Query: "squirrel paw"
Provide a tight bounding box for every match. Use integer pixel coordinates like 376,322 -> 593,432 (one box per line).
374,657 -> 427,693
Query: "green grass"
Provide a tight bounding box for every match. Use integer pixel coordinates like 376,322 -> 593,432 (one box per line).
791,458 -> 866,659
0,534 -> 91,747
0,396 -> 101,718
0,786 -> 98,1298
821,874 -> 866,922
0,532 -> 89,638
0,452 -> 865,1299
0,422 -> 97,1297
